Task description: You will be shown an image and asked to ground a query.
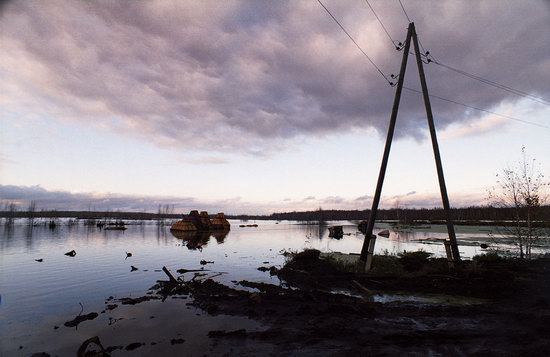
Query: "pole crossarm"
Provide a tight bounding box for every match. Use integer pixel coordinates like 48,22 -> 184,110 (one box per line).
359,22 -> 461,269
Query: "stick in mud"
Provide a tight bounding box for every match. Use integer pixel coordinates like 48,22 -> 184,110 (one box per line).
162,266 -> 178,284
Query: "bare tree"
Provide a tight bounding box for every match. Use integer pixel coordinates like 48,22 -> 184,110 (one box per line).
489,147 -> 549,259
27,200 -> 37,226
3,202 -> 18,226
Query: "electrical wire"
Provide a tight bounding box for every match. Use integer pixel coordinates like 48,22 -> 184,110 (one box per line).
403,86 -> 550,130
363,0 -> 396,46
394,1 -> 550,106
429,60 -> 550,106
398,0 -> 411,23
317,0 -> 392,84
317,0 -> 549,130
393,0 -> 550,107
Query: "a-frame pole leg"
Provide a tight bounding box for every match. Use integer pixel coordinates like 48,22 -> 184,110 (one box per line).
359,24 -> 414,268
411,24 -> 461,261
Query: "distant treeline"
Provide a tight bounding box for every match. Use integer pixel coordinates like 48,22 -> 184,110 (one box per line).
1,206 -> 550,224
230,206 -> 550,224
0,210 -> 181,220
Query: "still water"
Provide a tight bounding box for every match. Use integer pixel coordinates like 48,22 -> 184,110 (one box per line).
0,219 -> 540,355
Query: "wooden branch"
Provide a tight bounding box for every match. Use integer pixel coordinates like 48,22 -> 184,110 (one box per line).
162,266 -> 178,284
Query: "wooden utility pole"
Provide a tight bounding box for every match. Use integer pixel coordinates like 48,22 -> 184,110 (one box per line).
359,22 -> 461,269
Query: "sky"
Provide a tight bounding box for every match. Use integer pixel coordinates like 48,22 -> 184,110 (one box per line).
1,0 -> 549,214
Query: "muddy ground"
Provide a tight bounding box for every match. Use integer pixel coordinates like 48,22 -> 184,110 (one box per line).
67,251 -> 550,356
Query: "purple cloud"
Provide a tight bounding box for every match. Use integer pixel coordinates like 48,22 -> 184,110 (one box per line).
1,1 -> 548,155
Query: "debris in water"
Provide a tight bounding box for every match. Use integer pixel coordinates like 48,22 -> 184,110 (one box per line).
130,265 -> 138,272
125,342 -> 144,351
257,266 -> 278,275
208,329 -> 247,338
35,259 -> 43,262
117,296 -> 158,305
125,251 -> 132,258
480,243 -> 489,249
177,268 -> 208,274
105,304 -> 118,311
328,226 -> 344,239
76,336 -> 108,357
200,260 -> 214,265
64,312 -> 98,328
105,346 -> 123,353
64,250 -> 77,257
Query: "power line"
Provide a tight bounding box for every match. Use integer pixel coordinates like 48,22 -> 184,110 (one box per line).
316,0 -> 392,85
403,86 -> 550,130
398,0 -> 411,23
429,59 -> 550,106
317,0 -> 548,130
434,60 -> 550,105
363,0 -> 397,47
391,0 -> 550,107
391,0 -> 550,106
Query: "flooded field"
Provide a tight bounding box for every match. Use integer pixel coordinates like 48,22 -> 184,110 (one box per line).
1,219 -> 548,355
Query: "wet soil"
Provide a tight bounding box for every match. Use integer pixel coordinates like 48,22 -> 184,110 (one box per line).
64,252 -> 550,356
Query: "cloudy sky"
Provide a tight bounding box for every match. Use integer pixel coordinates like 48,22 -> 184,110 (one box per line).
1,0 -> 549,214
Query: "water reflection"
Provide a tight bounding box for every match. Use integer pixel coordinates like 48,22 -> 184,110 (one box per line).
170,230 -> 230,250
211,230 -> 229,244
303,223 -> 328,241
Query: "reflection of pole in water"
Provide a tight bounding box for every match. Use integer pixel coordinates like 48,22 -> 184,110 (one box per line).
395,232 -> 402,252
25,224 -> 34,248
318,224 -> 327,240
156,225 -> 167,244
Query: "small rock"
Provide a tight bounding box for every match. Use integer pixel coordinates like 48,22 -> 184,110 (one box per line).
125,342 -> 144,351
35,259 -> 43,262
105,346 -> 123,353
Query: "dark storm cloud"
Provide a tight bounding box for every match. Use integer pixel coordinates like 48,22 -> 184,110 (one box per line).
1,1 -> 548,154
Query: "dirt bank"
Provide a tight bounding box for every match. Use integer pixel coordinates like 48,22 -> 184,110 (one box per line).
73,252 -> 550,356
